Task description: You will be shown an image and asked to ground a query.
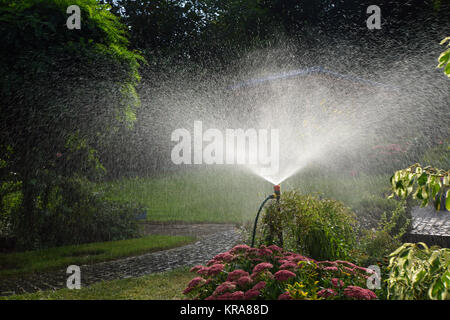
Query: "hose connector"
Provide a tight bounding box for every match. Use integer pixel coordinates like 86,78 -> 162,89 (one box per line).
273,184 -> 280,201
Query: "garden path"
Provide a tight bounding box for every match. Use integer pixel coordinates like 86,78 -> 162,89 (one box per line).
0,224 -> 242,296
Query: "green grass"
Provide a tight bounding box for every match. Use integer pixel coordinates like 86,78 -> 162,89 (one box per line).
97,167 -> 390,224
0,235 -> 195,278
98,167 -> 271,224
0,268 -> 193,300
284,170 -> 391,209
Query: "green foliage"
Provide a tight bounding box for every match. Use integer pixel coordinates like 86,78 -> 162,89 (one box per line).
378,200 -> 411,239
389,163 -> 449,211
358,200 -> 410,266
259,191 -> 357,261
11,178 -> 141,249
437,37 -> 450,77
0,181 -> 22,238
0,0 -> 144,248
103,0 -> 448,67
351,196 -> 399,230
387,243 -> 450,300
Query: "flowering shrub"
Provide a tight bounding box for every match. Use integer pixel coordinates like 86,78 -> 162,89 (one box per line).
183,244 -> 377,300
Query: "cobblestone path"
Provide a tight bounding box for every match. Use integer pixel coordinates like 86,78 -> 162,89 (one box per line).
0,226 -> 242,296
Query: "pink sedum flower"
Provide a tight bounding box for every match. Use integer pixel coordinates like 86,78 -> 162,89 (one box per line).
230,291 -> 245,300
230,244 -> 250,254
278,292 -> 293,300
212,252 -> 234,263
331,278 -> 344,288
244,289 -> 260,299
252,262 -> 273,274
258,248 -> 273,256
274,270 -> 296,282
236,276 -> 253,287
318,288 -> 337,298
343,266 -> 356,274
267,244 -> 283,252
252,281 -> 266,291
197,266 -> 209,276
335,260 -> 357,268
286,253 -> 313,263
317,260 -> 337,266
190,265 -> 204,273
183,277 -> 206,294
323,266 -> 339,272
213,281 -> 236,296
343,286 -> 377,300
187,277 -> 205,288
227,269 -> 249,282
280,262 -> 298,270
207,264 -> 225,276
206,259 -> 216,266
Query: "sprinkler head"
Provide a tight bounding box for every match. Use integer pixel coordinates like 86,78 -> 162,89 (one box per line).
273,184 -> 281,200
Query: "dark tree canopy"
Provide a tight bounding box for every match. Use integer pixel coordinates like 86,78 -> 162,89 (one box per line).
101,0 -> 449,65
0,0 -> 144,248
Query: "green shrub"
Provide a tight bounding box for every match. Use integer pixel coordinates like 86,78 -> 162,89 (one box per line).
387,243 -> 450,300
0,0 -> 144,250
10,178 -> 141,250
258,191 -> 357,261
351,196 -> 398,230
0,181 -> 22,238
358,200 -> 410,266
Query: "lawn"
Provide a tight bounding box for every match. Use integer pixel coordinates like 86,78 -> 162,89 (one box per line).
98,167 -> 270,224
97,167 -> 390,224
0,235 -> 195,278
0,268 -> 192,300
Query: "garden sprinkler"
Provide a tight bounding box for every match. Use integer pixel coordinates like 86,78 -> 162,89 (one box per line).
251,184 -> 281,247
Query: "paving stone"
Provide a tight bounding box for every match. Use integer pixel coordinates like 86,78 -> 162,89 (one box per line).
0,227 -> 242,296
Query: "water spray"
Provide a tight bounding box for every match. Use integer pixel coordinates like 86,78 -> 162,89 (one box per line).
251,184 -> 281,248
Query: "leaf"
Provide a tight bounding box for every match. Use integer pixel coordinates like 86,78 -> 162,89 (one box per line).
428,278 -> 445,300
417,173 -> 428,186
443,175 -> 449,186
434,199 -> 441,211
389,243 -> 411,257
421,186 -> 428,200
414,187 -> 423,200
417,242 -> 429,251
421,198 -> 429,207
437,50 -> 449,64
440,37 -> 450,45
